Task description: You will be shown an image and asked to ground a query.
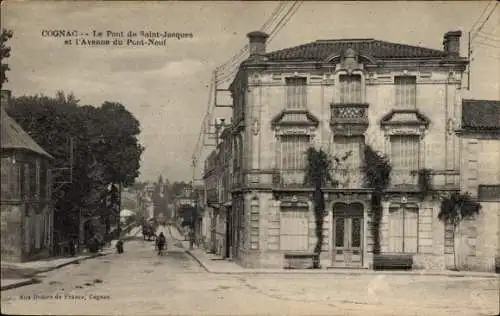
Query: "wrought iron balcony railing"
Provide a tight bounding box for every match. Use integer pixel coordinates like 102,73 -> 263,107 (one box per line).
330,103 -> 369,135
331,103 -> 369,124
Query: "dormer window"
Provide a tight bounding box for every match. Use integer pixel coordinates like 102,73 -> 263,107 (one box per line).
339,74 -> 362,103
395,76 -> 416,109
285,77 -> 307,109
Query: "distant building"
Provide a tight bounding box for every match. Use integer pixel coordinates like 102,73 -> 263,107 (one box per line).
1,90 -> 55,261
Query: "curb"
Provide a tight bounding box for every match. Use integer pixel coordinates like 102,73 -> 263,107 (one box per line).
38,252 -> 110,275
185,250 -> 210,273
185,251 -> 499,278
3,252 -> 110,279
1,278 -> 41,291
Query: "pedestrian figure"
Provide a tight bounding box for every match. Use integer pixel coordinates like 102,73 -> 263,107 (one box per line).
68,238 -> 76,257
189,229 -> 195,250
156,232 -> 166,256
116,239 -> 124,254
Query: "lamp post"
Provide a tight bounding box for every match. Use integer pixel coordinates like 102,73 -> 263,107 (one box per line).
117,182 -> 122,238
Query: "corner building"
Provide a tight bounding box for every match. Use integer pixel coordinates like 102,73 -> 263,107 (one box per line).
220,30 -> 471,269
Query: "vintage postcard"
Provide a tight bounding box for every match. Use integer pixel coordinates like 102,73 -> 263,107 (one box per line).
1,1 -> 499,315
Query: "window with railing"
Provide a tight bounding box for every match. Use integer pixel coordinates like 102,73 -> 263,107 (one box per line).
279,135 -> 310,170
390,135 -> 420,185
395,76 -> 416,109
1,157 -> 21,200
285,77 -> 307,109
339,74 -> 362,103
388,207 -> 418,253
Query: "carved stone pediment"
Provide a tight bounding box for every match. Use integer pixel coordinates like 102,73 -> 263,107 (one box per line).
271,109 -> 319,135
380,109 -> 430,135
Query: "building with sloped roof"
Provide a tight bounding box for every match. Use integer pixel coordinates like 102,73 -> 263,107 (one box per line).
209,29 -> 480,270
455,99 -> 500,272
1,90 -> 55,262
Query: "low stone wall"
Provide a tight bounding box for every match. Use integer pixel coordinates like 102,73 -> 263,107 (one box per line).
238,249 -> 331,269
412,254 -> 446,270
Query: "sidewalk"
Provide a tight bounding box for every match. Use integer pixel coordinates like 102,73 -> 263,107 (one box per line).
186,248 -> 499,278
1,224 -> 141,291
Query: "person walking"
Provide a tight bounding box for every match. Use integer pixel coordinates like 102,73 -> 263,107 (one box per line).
156,232 -> 166,256
189,228 -> 195,250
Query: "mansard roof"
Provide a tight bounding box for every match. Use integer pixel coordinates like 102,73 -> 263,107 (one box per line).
462,99 -> 500,131
264,39 -> 449,62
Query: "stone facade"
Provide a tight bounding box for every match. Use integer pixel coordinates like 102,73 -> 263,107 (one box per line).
201,31 -> 498,271
455,100 -> 500,272
1,101 -> 54,262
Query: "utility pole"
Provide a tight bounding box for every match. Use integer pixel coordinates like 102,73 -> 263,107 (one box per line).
117,181 -> 122,238
467,31 -> 471,90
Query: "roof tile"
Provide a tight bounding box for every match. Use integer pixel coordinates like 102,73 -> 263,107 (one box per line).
1,106 -> 53,159
461,99 -> 500,131
264,39 -> 448,61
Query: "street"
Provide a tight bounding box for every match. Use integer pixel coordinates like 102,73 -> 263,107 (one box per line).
1,226 -> 498,316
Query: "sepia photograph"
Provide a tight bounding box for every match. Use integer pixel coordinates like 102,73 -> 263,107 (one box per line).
0,1 -> 499,315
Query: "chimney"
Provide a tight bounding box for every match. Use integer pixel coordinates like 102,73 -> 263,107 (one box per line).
1,89 -> 12,111
443,31 -> 462,57
247,31 -> 269,55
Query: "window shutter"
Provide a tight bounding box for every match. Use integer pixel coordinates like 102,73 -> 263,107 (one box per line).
389,208 -> 404,252
403,208 -> 418,253
395,76 -> 416,109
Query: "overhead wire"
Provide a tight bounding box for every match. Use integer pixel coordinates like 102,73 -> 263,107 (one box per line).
470,0 -> 494,33
192,1 -> 302,175
471,1 -> 498,41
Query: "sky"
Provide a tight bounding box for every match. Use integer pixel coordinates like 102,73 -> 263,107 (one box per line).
1,1 -> 498,183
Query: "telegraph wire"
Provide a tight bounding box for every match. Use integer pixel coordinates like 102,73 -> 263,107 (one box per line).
475,40 -> 500,50
268,1 -> 303,43
476,32 -> 500,42
191,1 -> 302,177
261,2 -> 288,32
216,2 -> 301,83
215,2 -> 293,77
471,0 -> 495,33
471,1 -> 498,41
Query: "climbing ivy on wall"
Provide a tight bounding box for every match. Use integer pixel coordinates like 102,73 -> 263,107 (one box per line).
362,145 -> 392,254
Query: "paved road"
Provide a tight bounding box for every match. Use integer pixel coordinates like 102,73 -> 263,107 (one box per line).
2,227 -> 498,316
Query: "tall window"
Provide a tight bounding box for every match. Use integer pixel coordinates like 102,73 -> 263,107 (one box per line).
390,135 -> 420,184
0,157 -> 21,200
280,209 -> 309,251
389,207 -> 418,253
333,136 -> 364,169
395,76 -> 417,109
285,77 -> 307,108
339,74 -> 362,103
280,135 -> 310,170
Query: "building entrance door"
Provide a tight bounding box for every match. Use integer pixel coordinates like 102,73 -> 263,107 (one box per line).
332,203 -> 364,268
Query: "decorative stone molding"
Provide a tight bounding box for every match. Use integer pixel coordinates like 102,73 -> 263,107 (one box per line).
380,109 -> 430,136
271,109 -> 320,136
248,73 -> 262,86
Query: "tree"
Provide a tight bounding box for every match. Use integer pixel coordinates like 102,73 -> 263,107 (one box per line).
304,147 -> 350,268
0,29 -> 13,88
362,145 -> 391,255
8,92 -> 145,240
438,192 -> 481,270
